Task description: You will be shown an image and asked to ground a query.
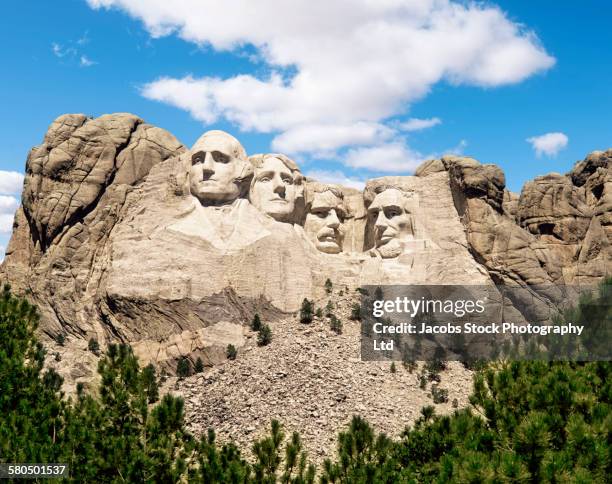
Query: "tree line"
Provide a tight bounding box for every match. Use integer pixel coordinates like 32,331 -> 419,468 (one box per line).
0,280 -> 610,482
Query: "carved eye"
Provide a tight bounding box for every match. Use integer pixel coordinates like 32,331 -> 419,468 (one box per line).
192,156 -> 203,165
281,175 -> 293,185
213,151 -> 230,164
384,208 -> 401,218
312,209 -> 328,218
259,176 -> 271,183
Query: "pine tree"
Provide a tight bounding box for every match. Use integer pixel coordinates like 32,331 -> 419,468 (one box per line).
325,278 -> 333,294
88,337 -> 100,355
300,298 -> 314,324
141,363 -> 159,403
325,300 -> 334,317
251,313 -> 262,332
194,356 -> 205,372
350,303 -> 361,321
329,314 -> 342,334
226,345 -> 237,361
176,357 -> 191,379
257,324 -> 272,346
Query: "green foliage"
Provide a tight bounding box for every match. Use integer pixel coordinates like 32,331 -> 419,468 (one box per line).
324,278 -> 333,294
251,313 -> 262,332
349,303 -> 361,321
0,279 -> 610,482
325,300 -> 334,317
194,357 -> 205,373
0,284 -> 66,464
329,314 -> 342,334
430,384 -> 448,404
299,298 -> 314,324
390,362 -> 396,374
226,345 -> 237,361
176,357 -> 191,379
87,337 -> 100,355
55,333 -> 65,346
315,307 -> 323,318
321,416 -> 395,483
142,363 -> 159,403
257,324 -> 272,346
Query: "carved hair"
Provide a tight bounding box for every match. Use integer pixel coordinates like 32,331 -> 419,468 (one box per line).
306,183 -> 347,216
248,153 -> 304,186
191,130 -> 247,161
363,183 -> 416,207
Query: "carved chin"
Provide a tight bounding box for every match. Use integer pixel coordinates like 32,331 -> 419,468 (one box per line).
191,184 -> 239,202
378,239 -> 402,259
316,237 -> 342,254
262,202 -> 294,220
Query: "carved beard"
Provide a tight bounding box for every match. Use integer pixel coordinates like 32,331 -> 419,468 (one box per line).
377,239 -> 403,259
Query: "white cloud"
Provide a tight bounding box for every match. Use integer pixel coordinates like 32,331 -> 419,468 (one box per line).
0,196 -> 18,212
0,171 -> 24,194
0,195 -> 19,235
344,143 -> 425,173
88,0 -> 555,169
0,214 -> 15,234
0,245 -> 5,263
52,42 -> 76,58
444,139 -> 468,156
80,55 -> 97,67
398,117 -> 441,132
305,170 -> 365,190
77,31 -> 90,45
272,122 -> 394,155
526,132 -> 568,157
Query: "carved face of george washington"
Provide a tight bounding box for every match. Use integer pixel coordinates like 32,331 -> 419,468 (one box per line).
189,130 -> 251,205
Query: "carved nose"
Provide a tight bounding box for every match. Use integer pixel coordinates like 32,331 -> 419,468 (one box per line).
202,152 -> 215,176
374,211 -> 386,228
327,210 -> 340,228
272,176 -> 286,196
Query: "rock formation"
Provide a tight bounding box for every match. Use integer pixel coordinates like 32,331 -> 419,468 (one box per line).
1,113 -> 610,387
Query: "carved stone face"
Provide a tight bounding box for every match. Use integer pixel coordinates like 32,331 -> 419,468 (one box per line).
250,156 -> 299,222
368,188 -> 415,258
304,190 -> 345,254
189,132 -> 246,205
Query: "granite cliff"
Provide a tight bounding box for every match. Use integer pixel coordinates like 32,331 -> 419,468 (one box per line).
1,113 -> 610,387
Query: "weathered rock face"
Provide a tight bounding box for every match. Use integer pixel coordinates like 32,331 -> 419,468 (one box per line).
1,114 -> 610,386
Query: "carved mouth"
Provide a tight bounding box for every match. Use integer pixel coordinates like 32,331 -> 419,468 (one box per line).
377,234 -> 396,246
318,232 -> 339,244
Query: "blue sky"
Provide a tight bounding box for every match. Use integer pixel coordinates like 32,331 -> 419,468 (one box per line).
1,1 -> 611,259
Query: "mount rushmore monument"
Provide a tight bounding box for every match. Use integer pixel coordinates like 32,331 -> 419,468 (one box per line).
1,113 -> 610,379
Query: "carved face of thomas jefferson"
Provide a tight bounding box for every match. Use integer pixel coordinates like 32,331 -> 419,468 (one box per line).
189,130 -> 251,205
249,154 -> 303,222
304,188 -> 346,254
367,188 -> 415,258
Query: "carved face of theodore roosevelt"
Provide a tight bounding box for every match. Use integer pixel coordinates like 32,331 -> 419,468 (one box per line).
249,154 -> 303,222
189,130 -> 251,205
304,188 -> 346,254
368,188 -> 415,258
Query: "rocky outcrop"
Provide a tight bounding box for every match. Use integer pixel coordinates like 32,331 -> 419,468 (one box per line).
1,113 -> 610,387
